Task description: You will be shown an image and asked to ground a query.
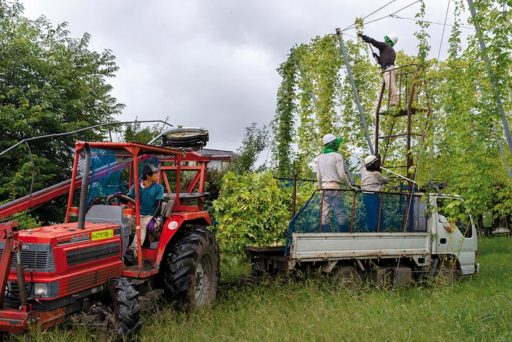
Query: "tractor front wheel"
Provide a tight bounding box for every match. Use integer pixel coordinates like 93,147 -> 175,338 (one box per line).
112,277 -> 142,338
163,226 -> 220,311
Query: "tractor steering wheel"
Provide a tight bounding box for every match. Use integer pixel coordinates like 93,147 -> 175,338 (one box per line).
106,194 -> 136,205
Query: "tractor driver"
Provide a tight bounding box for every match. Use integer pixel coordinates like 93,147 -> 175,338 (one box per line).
124,164 -> 164,264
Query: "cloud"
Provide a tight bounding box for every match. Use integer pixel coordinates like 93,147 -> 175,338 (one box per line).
22,0 -> 469,151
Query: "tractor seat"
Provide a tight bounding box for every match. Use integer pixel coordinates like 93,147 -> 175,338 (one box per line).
161,199 -> 175,218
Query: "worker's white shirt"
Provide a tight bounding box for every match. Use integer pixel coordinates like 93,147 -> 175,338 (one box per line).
316,152 -> 350,188
361,166 -> 389,192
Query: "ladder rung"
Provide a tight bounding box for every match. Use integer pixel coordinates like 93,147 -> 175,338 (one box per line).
382,165 -> 407,169
378,108 -> 427,117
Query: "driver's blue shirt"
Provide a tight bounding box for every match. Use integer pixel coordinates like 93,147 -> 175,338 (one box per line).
127,181 -> 164,216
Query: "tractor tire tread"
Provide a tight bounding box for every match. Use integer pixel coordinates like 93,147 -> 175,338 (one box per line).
163,226 -> 220,311
113,277 -> 142,339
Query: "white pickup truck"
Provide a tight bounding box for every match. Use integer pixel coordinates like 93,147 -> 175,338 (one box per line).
246,190 -> 479,285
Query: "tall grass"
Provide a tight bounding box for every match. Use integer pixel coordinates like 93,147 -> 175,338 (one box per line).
19,237 -> 512,341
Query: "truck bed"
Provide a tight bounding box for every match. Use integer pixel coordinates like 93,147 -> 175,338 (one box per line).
290,232 -> 431,262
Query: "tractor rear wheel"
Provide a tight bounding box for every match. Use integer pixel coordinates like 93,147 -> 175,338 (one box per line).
112,277 -> 142,338
163,226 -> 220,311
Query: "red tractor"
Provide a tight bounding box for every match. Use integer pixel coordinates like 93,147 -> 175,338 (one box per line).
0,138 -> 225,338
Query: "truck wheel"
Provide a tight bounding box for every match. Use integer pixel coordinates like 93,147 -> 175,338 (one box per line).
112,277 -> 142,338
333,266 -> 363,289
436,257 -> 460,284
163,227 -> 220,311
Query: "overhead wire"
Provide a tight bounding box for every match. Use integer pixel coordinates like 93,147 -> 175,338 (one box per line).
342,0 -> 400,32
342,0 -> 422,32
437,0 -> 451,61
390,14 -> 473,30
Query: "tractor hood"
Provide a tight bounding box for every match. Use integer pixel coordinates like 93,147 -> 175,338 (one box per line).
17,222 -> 121,245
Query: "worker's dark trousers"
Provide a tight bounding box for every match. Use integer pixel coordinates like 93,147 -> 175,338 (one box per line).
363,192 -> 383,232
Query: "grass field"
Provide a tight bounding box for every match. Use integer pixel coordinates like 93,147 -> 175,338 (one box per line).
17,237 -> 512,341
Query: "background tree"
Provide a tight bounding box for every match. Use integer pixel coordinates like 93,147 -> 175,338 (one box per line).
0,1 -> 123,223
232,122 -> 268,174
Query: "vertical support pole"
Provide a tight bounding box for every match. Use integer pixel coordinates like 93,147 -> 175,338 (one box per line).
467,0 -> 512,178
336,28 -> 375,155
175,154 -> 182,208
292,174 -> 297,218
406,75 -> 417,191
162,168 -> 171,194
132,148 -> 142,269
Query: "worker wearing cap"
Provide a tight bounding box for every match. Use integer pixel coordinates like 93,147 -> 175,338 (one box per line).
361,155 -> 389,231
317,134 -> 358,232
359,33 -> 399,106
125,163 -> 164,264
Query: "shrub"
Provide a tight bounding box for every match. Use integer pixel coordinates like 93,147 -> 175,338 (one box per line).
213,171 -> 291,254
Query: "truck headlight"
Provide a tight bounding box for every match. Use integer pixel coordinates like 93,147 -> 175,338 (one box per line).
34,283 -> 49,297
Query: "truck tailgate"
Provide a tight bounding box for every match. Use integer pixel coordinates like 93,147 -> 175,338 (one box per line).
290,232 -> 430,261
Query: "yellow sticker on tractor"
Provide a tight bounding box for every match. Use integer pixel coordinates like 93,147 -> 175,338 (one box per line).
91,229 -> 114,241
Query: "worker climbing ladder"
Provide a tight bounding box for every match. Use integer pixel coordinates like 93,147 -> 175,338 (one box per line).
336,29 -> 431,192
375,64 -> 431,191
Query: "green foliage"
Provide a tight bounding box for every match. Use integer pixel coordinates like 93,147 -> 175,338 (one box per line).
203,167 -> 229,217
272,28 -> 380,179
124,118 -> 169,144
15,212 -> 40,230
231,122 -> 268,174
272,50 -> 299,177
213,171 -> 291,255
271,2 -> 512,217
0,1 -> 122,223
414,0 -> 431,66
493,183 -> 512,220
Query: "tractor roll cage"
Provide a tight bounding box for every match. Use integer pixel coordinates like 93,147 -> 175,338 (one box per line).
65,141 -> 223,224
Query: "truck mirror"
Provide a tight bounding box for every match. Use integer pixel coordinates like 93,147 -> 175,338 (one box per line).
438,215 -> 447,224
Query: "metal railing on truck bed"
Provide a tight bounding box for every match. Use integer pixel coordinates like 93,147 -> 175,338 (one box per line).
283,189 -> 430,263
288,189 -> 426,233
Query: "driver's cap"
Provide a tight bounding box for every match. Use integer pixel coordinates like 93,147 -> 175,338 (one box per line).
142,164 -> 159,176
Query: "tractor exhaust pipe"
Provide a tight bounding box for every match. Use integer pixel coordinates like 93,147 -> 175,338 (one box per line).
77,144 -> 91,229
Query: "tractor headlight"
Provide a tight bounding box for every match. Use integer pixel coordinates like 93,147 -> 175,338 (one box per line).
34,283 -> 49,297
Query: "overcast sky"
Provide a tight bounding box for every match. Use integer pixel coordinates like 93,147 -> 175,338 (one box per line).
22,0 -> 472,152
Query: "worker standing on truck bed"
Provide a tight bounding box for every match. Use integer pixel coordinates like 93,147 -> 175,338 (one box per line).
317,134 -> 358,232
359,32 -> 399,106
124,164 -> 164,264
361,155 -> 389,231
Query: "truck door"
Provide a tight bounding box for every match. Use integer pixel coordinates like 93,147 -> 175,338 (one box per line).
432,196 -> 477,275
